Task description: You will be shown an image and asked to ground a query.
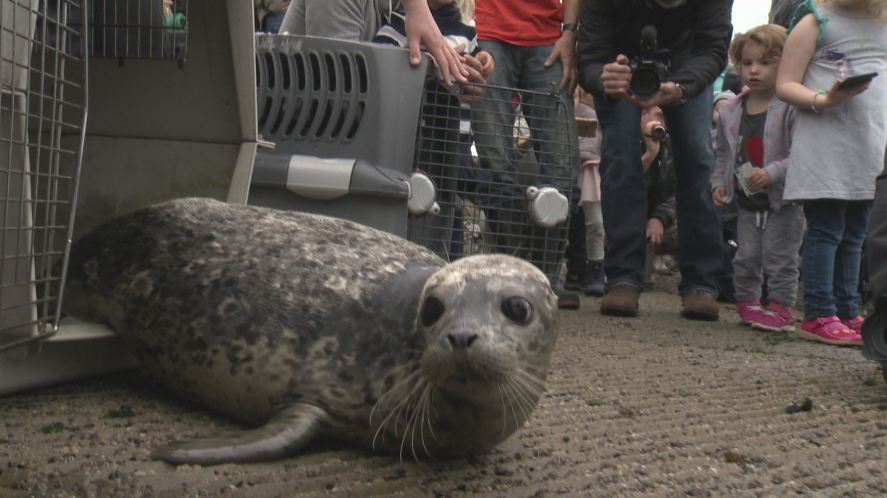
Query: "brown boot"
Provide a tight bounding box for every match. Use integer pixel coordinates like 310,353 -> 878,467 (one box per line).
681,290 -> 720,321
600,284 -> 640,317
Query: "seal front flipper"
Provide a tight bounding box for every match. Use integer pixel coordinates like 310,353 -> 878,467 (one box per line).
150,403 -> 327,465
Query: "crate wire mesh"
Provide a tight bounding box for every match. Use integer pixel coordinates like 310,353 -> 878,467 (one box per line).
407,77 -> 576,283
91,0 -> 187,59
0,0 -> 87,350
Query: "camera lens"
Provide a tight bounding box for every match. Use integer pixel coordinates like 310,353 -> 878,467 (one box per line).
651,124 -> 667,142
630,65 -> 661,99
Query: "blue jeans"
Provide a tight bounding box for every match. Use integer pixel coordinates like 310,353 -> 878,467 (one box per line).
593,88 -> 722,295
470,41 -> 578,283
802,200 -> 873,320
472,41 -> 577,200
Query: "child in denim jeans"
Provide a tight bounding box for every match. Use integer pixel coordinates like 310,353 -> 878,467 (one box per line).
712,24 -> 804,333
777,0 -> 887,346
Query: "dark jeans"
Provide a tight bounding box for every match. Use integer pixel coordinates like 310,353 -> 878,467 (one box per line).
593,88 -> 723,295
472,40 -> 578,201
802,199 -> 873,320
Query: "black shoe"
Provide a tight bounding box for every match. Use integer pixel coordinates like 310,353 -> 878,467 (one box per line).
582,260 -> 606,297
563,259 -> 587,292
556,286 -> 580,310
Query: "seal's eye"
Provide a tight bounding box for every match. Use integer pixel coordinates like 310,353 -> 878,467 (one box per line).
501,296 -> 533,324
420,296 -> 445,327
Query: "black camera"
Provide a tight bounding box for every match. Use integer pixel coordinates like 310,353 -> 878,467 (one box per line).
630,26 -> 670,99
650,123 -> 667,142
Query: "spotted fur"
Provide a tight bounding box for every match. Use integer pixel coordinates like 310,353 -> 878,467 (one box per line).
63,198 -> 559,464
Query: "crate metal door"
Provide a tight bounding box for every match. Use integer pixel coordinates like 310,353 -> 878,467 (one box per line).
0,0 -> 88,351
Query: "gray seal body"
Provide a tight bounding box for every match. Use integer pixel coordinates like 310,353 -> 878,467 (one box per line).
63,198 -> 559,465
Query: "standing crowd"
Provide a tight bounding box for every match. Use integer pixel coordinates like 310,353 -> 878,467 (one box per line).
257,0 -> 887,348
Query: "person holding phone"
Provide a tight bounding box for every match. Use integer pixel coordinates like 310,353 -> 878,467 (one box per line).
776,0 -> 887,346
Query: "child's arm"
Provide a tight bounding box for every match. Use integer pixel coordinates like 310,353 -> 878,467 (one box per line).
777,13 -> 870,111
777,14 -> 820,108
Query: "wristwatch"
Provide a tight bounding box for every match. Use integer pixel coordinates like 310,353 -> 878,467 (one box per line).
561,22 -> 579,33
675,83 -> 689,104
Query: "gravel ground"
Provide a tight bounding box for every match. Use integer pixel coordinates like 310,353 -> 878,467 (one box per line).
2,278 -> 887,497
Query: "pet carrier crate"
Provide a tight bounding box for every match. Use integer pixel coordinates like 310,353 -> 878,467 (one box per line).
248,34 -> 434,237
1,0 -> 258,395
407,77 -> 577,283
0,0 -> 87,351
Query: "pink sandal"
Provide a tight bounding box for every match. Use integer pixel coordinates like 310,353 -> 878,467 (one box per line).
798,316 -> 862,346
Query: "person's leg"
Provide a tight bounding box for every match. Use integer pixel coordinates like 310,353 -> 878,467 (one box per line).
762,204 -> 805,308
583,201 -> 605,262
802,200 -> 846,320
662,88 -> 723,296
592,95 -> 645,289
519,45 -> 579,193
515,45 -> 579,286
732,208 -> 765,304
564,203 -> 587,290
581,202 -> 606,296
834,200 -> 873,319
470,41 -> 526,256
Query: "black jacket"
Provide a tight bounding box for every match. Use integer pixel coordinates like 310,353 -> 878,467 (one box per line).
577,0 -> 733,100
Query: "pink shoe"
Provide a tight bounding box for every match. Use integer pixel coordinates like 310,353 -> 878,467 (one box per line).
737,301 -> 765,326
840,316 -> 864,334
798,316 -> 862,346
764,302 -> 797,332
750,310 -> 793,332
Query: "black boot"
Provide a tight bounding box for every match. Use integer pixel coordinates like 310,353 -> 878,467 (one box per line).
564,258 -> 587,292
556,286 -> 581,310
583,260 -> 606,297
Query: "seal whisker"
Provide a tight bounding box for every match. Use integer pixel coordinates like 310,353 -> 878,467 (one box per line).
405,382 -> 427,463
418,385 -> 434,457
371,368 -> 424,451
500,380 -> 524,434
496,384 -> 511,437
505,377 -> 536,427
510,374 -> 542,417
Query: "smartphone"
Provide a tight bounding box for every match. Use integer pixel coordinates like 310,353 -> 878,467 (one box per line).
837,72 -> 878,90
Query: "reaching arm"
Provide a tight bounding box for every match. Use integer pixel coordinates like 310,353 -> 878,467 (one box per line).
544,0 -> 580,91
401,0 -> 468,86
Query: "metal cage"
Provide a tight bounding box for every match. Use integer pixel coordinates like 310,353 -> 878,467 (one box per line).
407,78 -> 577,284
91,0 -> 188,59
0,0 -> 88,350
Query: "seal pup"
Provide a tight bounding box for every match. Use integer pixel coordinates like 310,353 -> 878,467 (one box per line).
63,198 -> 559,465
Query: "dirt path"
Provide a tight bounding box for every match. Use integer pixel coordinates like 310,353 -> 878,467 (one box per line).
3,288 -> 887,497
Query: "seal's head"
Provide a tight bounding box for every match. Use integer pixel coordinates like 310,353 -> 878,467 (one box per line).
369,254 -> 559,459
417,254 -> 559,394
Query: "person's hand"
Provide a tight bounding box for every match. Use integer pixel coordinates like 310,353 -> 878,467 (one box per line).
601,54 -> 633,100
747,168 -> 771,192
459,53 -> 487,102
636,82 -> 684,108
712,186 -> 727,209
476,51 -> 495,79
544,31 -> 576,92
647,218 -> 664,246
820,79 -> 870,109
402,0 -> 468,86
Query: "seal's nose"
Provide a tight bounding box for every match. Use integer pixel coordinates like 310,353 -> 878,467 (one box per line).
446,331 -> 478,350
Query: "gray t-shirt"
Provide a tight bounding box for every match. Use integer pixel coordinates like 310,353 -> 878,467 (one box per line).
280,0 -> 393,41
784,5 -> 887,201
